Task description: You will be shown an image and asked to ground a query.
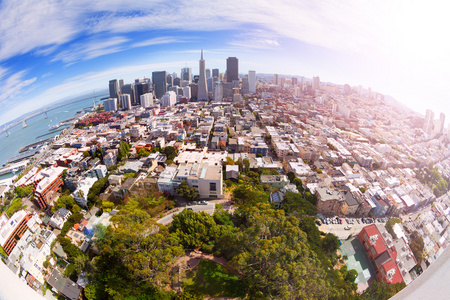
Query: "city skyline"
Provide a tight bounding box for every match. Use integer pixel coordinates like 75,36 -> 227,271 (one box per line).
0,1 -> 449,126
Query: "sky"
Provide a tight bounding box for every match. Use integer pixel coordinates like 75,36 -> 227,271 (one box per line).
0,0 -> 449,127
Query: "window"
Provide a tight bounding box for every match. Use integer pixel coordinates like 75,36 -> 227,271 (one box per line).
210,182 -> 217,191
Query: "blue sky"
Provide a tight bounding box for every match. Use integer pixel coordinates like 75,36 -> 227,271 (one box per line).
0,0 -> 449,127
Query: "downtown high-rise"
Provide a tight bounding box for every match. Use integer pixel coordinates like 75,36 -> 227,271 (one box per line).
226,57 -> 238,83
197,50 -> 208,101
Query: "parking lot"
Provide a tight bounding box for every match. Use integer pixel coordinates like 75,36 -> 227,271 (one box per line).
318,217 -> 388,240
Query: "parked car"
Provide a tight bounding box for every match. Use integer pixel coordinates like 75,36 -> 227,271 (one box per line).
357,219 -> 360,224
315,220 -> 322,226
198,200 -> 208,205
344,225 -> 352,230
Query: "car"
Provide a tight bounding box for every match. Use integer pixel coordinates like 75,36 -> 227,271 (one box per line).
357,219 -> 360,224
344,225 -> 352,230
198,200 -> 208,205
315,220 -> 322,226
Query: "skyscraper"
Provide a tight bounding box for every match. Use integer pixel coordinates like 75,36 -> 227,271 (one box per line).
152,71 -> 167,99
439,112 -> 445,135
167,74 -> 174,87
109,79 -> 119,99
197,50 -> 208,101
312,76 -> 320,90
181,67 -> 192,86
424,109 -> 434,134
226,57 -> 238,83
134,82 -> 149,106
206,68 -> 211,78
273,74 -> 278,85
121,83 -> 135,106
248,70 -> 256,93
212,68 -> 219,78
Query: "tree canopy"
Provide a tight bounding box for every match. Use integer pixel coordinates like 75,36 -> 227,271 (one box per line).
86,201 -> 183,299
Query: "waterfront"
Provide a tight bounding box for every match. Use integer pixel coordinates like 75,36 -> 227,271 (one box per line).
0,91 -> 107,180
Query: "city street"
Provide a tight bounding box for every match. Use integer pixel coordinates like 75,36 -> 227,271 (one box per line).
319,219 -> 387,240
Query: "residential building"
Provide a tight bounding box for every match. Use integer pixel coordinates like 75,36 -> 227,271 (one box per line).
315,187 -> 347,215
260,175 -> 289,190
0,210 -> 33,255
358,224 -> 404,284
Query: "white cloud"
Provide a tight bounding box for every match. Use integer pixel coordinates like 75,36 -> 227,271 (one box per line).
131,37 -> 182,48
0,68 -> 36,108
51,36 -> 129,64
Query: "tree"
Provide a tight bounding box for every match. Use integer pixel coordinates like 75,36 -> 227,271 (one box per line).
410,231 -> 424,263
372,162 -> 381,170
359,187 -> 366,193
243,158 -> 250,173
5,198 -> 22,217
161,146 -> 177,161
101,200 -> 114,212
14,186 -> 33,198
281,191 -> 317,216
361,281 -> 406,300
322,233 -> 340,255
222,203 -> 333,299
117,141 -> 131,161
170,209 -> 220,249
232,185 -> 267,206
177,181 -> 198,201
137,148 -> 150,157
286,171 -> 296,182
89,202 -> 183,298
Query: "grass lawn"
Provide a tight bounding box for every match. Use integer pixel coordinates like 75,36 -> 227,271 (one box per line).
182,260 -> 246,298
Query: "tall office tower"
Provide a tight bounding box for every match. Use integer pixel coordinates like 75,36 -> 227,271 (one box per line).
248,70 -> 256,93
119,79 -> 124,91
174,77 -> 181,87
167,74 -> 174,87
152,71 -> 167,99
312,76 -> 320,90
109,79 -> 119,99
188,83 -> 198,100
214,81 -> 223,101
103,98 -> 117,112
226,57 -> 238,82
172,72 -> 177,79
280,77 -> 286,87
197,50 -> 208,101
206,68 -> 211,78
273,74 -> 278,85
212,68 -> 219,78
193,75 -> 199,84
183,86 -> 191,100
121,83 -> 135,106
140,93 -> 153,108
242,76 -> 249,94
291,77 -> 298,85
424,109 -> 434,134
439,113 -> 446,134
207,77 -> 213,92
134,82 -> 149,106
181,67 -> 192,86
120,94 -> 132,110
